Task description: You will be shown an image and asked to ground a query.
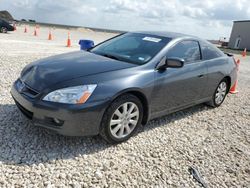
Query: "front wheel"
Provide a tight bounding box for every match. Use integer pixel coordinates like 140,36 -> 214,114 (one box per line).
100,94 -> 143,144
207,78 -> 229,107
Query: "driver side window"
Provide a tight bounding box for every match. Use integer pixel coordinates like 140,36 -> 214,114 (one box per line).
167,40 -> 201,63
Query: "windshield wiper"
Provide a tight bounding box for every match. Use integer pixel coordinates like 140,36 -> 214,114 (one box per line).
101,53 -> 120,61
94,52 -> 138,65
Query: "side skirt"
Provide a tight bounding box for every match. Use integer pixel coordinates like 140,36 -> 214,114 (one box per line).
149,97 -> 211,121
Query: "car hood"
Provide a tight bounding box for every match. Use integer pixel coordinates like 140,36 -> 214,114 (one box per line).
20,51 -> 136,91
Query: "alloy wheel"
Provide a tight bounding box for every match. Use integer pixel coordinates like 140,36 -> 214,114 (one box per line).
215,81 -> 227,105
109,102 -> 139,139
0,27 -> 7,33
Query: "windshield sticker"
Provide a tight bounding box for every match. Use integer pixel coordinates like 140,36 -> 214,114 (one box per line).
138,57 -> 145,61
143,37 -> 162,43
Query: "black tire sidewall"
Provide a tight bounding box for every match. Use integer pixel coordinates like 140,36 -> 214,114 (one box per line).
0,27 -> 7,33
101,94 -> 143,144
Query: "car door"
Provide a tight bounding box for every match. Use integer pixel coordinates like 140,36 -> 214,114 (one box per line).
199,41 -> 228,98
151,40 -> 208,117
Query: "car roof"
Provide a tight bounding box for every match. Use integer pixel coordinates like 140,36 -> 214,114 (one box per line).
133,31 -> 198,40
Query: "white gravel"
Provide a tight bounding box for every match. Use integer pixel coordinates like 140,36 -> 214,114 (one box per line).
0,25 -> 250,187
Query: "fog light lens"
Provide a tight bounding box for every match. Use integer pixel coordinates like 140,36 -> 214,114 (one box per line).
54,118 -> 60,124
53,118 -> 64,126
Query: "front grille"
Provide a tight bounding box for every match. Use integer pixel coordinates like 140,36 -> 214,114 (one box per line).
16,79 -> 39,98
22,85 -> 39,97
15,100 -> 33,120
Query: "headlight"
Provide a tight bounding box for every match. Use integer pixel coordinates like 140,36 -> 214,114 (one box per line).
43,85 -> 97,104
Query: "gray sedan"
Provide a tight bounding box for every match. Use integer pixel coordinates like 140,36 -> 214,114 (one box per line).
11,31 -> 237,143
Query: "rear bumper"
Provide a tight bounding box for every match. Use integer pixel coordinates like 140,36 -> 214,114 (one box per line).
11,84 -> 109,136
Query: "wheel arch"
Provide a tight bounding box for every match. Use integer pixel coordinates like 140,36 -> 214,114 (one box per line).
224,76 -> 231,93
108,88 -> 150,126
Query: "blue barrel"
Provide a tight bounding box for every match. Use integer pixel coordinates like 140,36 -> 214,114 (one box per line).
79,40 -> 94,50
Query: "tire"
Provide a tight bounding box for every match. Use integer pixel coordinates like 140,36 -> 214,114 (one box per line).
100,94 -> 143,144
207,78 -> 229,108
0,27 -> 7,33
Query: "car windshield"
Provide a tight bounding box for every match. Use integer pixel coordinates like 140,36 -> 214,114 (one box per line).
90,33 -> 172,65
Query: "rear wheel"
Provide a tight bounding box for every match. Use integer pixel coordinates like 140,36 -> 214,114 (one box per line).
207,78 -> 228,107
100,94 -> 143,144
0,27 -> 7,33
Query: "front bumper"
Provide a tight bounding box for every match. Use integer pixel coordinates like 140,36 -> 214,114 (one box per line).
11,84 -> 109,136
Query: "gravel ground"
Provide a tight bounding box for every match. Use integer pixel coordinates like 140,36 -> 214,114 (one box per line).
0,26 -> 250,187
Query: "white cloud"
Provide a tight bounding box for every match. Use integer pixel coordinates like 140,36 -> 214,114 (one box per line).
0,0 -> 249,39
182,7 -> 208,18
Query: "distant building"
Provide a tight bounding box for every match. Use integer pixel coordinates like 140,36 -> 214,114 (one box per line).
228,20 -> 250,50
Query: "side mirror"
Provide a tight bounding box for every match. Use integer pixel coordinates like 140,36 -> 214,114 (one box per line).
157,57 -> 184,70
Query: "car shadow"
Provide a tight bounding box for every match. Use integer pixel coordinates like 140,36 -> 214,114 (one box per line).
0,103 -> 211,166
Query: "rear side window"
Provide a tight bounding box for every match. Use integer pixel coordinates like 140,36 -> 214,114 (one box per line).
200,41 -> 224,60
167,40 -> 201,63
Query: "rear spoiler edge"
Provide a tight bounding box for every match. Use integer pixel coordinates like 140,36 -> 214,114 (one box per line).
224,52 -> 234,57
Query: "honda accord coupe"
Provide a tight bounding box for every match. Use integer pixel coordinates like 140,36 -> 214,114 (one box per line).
11,31 -> 237,143
0,18 -> 14,33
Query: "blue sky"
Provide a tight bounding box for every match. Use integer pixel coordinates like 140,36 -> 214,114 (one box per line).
0,0 -> 249,39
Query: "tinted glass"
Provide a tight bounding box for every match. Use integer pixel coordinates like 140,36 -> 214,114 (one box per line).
91,33 -> 172,65
200,41 -> 224,60
167,40 -> 201,63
